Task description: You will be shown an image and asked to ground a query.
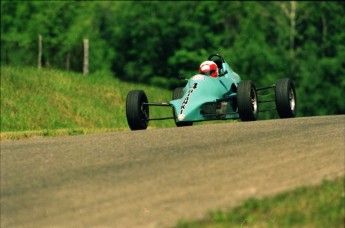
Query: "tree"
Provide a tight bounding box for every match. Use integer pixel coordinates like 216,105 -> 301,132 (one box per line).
1,1 -> 344,116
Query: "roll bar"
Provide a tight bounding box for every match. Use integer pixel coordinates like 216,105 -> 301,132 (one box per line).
207,53 -> 225,63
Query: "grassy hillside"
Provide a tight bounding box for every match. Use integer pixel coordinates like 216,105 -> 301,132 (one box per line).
0,66 -> 176,139
177,177 -> 344,228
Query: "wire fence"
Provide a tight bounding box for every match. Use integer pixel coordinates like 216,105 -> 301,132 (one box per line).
1,35 -> 89,75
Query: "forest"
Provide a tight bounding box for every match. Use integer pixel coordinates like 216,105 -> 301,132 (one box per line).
1,1 -> 344,117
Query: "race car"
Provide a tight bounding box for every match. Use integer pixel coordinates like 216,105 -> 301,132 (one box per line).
125,53 -> 297,130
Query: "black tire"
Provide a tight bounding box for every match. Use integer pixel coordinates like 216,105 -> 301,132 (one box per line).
126,90 -> 149,130
275,78 -> 297,118
172,87 -> 184,100
172,87 -> 193,127
237,80 -> 258,121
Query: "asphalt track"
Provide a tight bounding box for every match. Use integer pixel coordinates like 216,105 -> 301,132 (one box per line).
1,115 -> 344,228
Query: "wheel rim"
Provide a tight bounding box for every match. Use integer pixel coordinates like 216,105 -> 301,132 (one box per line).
289,88 -> 295,111
251,87 -> 258,114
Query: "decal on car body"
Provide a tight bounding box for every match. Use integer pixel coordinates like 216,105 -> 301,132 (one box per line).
191,75 -> 205,81
178,83 -> 198,120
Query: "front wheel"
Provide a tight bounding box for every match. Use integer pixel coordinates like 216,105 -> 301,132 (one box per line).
237,80 -> 258,121
126,90 -> 149,130
275,78 -> 297,118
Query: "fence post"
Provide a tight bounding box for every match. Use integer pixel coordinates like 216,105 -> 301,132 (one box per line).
83,39 -> 89,75
38,34 -> 42,69
65,53 -> 70,71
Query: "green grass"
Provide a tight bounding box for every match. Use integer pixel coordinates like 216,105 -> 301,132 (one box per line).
0,65 -> 232,139
0,66 -> 177,139
176,178 -> 345,228
2,66 -> 344,227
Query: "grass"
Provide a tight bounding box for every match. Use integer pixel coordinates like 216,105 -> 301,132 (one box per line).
0,66 -> 177,139
0,65 -> 231,139
1,66 -> 344,227
176,177 -> 345,228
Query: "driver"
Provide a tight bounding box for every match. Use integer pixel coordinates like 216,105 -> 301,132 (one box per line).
199,60 -> 219,77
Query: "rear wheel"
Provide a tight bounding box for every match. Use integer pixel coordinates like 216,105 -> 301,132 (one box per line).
275,78 -> 297,118
237,80 -> 258,121
172,87 -> 193,127
126,90 -> 149,130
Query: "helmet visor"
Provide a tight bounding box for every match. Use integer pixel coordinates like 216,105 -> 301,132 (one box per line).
203,70 -> 216,76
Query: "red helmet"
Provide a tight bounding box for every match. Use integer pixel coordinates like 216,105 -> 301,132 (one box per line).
199,60 -> 219,77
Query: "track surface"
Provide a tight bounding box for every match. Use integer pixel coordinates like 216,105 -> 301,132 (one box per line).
1,115 -> 344,227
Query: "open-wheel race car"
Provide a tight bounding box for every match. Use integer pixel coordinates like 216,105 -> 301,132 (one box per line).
126,54 -> 297,130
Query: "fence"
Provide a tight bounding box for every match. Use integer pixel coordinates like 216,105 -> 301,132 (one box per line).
37,34 -> 89,75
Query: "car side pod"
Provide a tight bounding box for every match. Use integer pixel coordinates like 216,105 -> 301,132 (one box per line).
172,87 -> 193,127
